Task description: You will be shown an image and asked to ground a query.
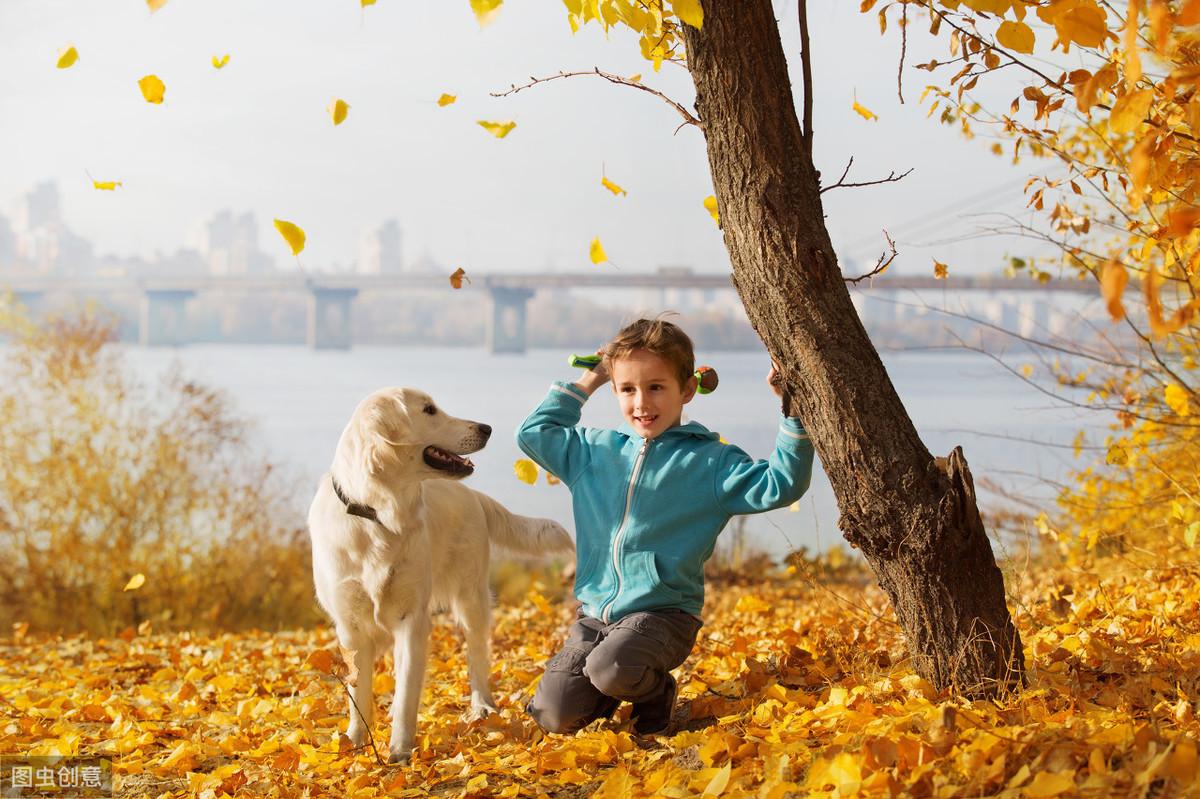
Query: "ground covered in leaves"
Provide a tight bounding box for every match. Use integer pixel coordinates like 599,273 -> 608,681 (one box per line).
3,550 -> 1199,798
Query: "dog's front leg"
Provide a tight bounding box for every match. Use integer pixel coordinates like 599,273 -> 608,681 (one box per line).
344,641 -> 377,748
387,613 -> 432,764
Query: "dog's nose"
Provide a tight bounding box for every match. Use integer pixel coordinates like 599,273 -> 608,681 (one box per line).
477,423 -> 492,437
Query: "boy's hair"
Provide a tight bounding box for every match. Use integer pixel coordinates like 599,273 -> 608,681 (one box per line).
604,318 -> 695,387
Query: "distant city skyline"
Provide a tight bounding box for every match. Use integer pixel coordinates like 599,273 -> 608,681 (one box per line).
1,0 -> 1061,281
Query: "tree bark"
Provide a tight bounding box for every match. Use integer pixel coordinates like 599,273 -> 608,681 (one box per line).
681,0 -> 1025,697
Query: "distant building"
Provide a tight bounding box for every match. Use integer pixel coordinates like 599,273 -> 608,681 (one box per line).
197,210 -> 274,275
358,219 -> 403,274
9,182 -> 94,275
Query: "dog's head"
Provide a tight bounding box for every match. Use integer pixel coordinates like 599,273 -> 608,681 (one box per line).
336,387 -> 491,482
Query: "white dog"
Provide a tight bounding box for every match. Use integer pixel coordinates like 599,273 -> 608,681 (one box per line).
307,387 -> 572,763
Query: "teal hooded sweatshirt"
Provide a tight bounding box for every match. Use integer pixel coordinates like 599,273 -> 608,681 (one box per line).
516,381 -> 815,623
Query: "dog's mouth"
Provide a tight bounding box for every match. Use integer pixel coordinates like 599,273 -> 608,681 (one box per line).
423,446 -> 475,477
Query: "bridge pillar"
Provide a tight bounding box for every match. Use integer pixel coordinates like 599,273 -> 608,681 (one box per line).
307,287 -> 358,350
139,289 -> 194,347
487,287 -> 535,354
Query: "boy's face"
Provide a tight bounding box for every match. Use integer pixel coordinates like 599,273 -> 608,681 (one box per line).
610,349 -> 697,440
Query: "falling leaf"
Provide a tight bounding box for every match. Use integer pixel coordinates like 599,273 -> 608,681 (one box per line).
853,94 -> 878,121
273,219 -> 306,256
123,574 -> 146,592
328,98 -> 349,126
933,259 -> 949,279
704,195 -> 719,225
628,73 -> 642,83
362,0 -> 377,6
513,459 -> 538,484
545,471 -> 561,485
146,0 -> 168,11
91,179 -> 122,191
671,0 -> 704,29
437,93 -> 457,107
1164,384 -> 1191,417
212,54 -> 230,69
478,120 -> 516,138
470,0 -> 503,27
138,75 -> 166,104
589,237 -> 608,265
601,175 -> 627,197
56,46 -> 78,69
996,20 -> 1035,53
449,267 -> 470,289
1100,260 -> 1128,321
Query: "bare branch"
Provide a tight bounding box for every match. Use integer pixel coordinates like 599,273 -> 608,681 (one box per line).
845,230 -> 897,285
798,0 -> 814,155
821,163 -> 914,194
491,68 -> 702,130
898,0 -> 908,104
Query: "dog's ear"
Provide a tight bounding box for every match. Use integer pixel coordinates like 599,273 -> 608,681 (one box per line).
346,396 -> 408,477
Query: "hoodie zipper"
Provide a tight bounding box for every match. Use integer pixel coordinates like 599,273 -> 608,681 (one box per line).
600,437 -> 650,623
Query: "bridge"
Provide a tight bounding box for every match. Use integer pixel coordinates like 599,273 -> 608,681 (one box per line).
1,271 -> 1093,352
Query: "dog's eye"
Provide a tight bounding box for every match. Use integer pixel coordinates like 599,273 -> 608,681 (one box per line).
423,404 -> 437,416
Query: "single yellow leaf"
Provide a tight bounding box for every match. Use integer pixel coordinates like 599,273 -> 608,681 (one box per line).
138,74 -> 166,104
477,119 -> 516,138
56,46 -> 79,69
671,0 -> 704,29
470,0 -> 503,27
703,195 -> 719,225
212,54 -> 230,69
92,179 -> 122,191
328,98 -> 350,126
933,259 -> 949,279
1100,260 -> 1128,321
273,219 -> 306,256
514,459 -> 538,484
146,0 -> 169,11
996,20 -> 1035,53
1165,384 -> 1191,417
1109,89 -> 1152,133
123,573 -> 146,592
449,267 -> 470,289
437,93 -> 457,107
601,175 -> 627,197
853,96 -> 878,121
628,73 -> 642,83
362,0 -> 377,6
702,762 -> 731,796
1023,770 -> 1075,798
589,237 -> 608,264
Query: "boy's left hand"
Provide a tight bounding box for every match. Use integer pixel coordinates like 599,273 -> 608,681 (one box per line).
767,362 -> 784,398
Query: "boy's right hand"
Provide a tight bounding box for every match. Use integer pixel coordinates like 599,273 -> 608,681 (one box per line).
575,348 -> 610,396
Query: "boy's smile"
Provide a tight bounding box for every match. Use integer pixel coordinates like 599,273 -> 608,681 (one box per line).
610,349 -> 697,440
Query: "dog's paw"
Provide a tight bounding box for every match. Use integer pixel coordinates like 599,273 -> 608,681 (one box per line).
387,747 -> 412,765
345,726 -> 368,748
464,703 -> 499,723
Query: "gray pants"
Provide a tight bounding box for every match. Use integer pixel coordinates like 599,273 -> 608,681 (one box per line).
527,609 -> 702,734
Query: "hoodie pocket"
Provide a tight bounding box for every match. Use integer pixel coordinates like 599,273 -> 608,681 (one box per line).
626,550 -> 685,607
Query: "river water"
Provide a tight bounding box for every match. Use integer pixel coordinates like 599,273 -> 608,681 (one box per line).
121,345 -> 1098,560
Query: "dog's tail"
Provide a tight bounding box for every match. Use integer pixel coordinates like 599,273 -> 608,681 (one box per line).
476,492 -> 574,556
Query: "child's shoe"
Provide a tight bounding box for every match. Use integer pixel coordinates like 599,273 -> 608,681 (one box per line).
632,674 -> 677,735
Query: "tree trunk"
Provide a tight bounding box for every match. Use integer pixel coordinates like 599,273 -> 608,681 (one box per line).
682,0 -> 1025,697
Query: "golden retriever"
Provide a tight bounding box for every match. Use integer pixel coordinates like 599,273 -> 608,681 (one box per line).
307,387 -> 572,763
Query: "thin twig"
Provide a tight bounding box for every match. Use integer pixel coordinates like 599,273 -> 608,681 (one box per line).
845,230 -> 898,284
491,68 -> 701,131
821,166 -> 914,193
333,672 -> 385,766
898,0 -> 908,104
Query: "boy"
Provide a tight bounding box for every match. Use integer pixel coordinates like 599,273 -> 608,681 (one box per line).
516,318 -> 815,735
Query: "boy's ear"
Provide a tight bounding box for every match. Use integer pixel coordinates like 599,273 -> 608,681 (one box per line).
681,374 -> 699,404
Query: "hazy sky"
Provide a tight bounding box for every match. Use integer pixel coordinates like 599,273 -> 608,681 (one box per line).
1,0 -> 1050,277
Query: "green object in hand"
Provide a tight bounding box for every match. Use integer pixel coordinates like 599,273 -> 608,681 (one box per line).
568,354 -> 602,370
